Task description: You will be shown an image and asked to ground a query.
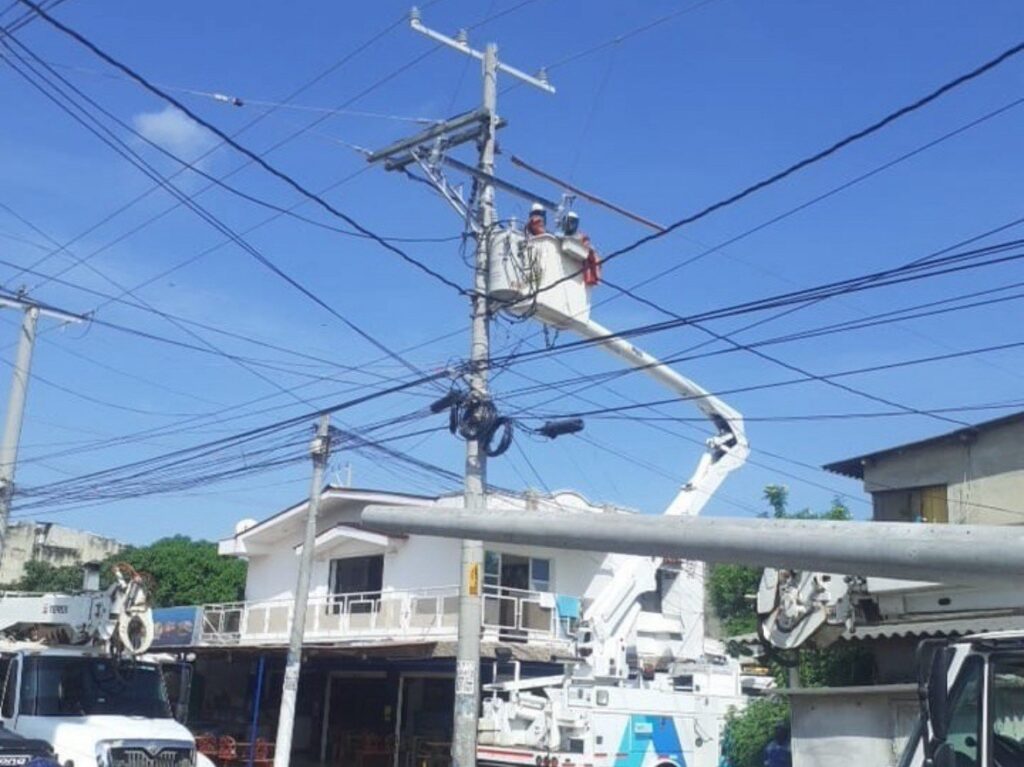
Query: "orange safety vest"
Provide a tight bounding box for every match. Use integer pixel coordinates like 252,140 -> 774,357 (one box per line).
581,234 -> 601,286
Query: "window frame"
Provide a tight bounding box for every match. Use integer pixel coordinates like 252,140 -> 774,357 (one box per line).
941,654 -> 984,766
483,550 -> 553,593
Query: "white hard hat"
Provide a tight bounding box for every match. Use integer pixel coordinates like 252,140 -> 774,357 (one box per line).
566,211 -> 579,220
530,203 -> 545,215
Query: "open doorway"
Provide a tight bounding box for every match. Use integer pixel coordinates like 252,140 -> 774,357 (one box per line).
396,675 -> 453,767
321,672 -> 395,765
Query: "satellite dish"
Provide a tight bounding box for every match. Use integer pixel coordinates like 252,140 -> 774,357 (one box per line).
235,518 -> 258,535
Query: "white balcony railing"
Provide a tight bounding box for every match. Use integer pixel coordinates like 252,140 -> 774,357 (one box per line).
199,585 -> 573,648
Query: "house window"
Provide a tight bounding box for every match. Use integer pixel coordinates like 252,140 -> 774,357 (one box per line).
873,485 -> 948,523
330,555 -> 384,596
484,551 -> 552,593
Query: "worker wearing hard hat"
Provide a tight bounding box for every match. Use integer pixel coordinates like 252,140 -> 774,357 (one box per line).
525,203 -> 547,236
561,211 -> 602,287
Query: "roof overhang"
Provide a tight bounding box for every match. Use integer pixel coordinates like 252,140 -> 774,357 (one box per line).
823,410 -> 1024,480
219,487 -> 435,557
294,524 -> 402,558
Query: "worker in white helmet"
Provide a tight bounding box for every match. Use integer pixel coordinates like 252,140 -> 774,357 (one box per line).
525,202 -> 546,236
562,210 -> 580,237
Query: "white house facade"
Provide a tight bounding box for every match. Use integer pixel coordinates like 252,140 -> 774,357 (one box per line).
198,486 -> 699,665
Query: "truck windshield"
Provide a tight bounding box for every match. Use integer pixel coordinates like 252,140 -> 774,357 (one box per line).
19,656 -> 171,718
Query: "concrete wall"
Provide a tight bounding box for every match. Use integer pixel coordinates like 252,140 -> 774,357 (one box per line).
789,686 -> 920,767
0,522 -> 124,585
863,418 -> 1024,525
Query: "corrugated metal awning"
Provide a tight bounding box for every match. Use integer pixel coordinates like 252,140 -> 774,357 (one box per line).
845,614 -> 1024,641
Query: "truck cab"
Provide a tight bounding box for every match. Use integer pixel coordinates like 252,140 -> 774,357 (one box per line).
0,644 -> 205,767
905,631 -> 1024,767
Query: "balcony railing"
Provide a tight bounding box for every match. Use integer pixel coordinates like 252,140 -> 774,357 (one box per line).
199,585 -> 573,648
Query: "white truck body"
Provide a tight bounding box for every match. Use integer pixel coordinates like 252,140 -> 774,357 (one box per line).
0,570 -> 209,767
479,661 -> 747,767
0,644 -> 207,767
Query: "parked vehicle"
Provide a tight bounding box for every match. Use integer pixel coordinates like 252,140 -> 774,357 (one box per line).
0,565 -> 212,767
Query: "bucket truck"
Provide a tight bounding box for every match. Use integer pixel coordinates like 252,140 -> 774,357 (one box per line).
457,228 -> 752,767
365,496 -> 1024,767
0,564 -> 213,767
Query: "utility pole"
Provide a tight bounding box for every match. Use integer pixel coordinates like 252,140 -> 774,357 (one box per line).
273,413 -> 332,767
0,296 -> 82,567
365,13 -> 553,767
450,41 -> 499,767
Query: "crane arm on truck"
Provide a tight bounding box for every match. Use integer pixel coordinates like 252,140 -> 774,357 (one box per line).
563,317 -> 749,676
0,563 -> 154,656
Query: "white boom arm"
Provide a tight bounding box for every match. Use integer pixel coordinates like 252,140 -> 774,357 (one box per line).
559,317 -> 748,676
0,564 -> 154,656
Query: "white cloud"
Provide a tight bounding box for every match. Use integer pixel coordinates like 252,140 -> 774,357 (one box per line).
132,106 -> 215,162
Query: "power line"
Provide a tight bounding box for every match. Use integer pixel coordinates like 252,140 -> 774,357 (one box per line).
488,237 -> 1024,370
3,3 -> 432,289
16,0 -> 469,296
0,40 -> 444,395
12,367 -> 452,507
510,37 -> 1024,304
512,339 -> 1024,421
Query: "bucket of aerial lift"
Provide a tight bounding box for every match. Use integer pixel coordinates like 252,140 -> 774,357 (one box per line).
488,228 -> 591,326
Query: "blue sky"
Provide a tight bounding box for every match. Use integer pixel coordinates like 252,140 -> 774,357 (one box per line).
1,0 -> 1023,544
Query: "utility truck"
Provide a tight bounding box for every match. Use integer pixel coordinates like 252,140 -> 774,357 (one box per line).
0,564 -> 212,767
361,206 -> 1024,767
365,497 -> 1024,767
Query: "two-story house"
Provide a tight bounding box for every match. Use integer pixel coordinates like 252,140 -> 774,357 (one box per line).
185,486 -> 699,767
824,410 -> 1024,526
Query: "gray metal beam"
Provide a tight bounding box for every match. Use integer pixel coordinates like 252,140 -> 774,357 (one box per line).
366,108 -> 488,164
382,119 -> 508,171
439,156 -> 558,209
360,506 -> 1024,587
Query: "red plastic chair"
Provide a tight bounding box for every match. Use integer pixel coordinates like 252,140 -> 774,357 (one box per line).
217,736 -> 240,767
252,739 -> 274,767
195,735 -> 218,763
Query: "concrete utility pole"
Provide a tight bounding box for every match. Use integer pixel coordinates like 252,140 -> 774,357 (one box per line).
402,16 -> 553,767
0,297 -> 81,567
450,41 -> 498,767
365,14 -> 553,766
360,505 -> 1024,587
273,413 -> 332,767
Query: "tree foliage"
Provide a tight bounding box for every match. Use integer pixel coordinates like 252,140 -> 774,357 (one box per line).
113,536 -> 246,607
2,536 -> 246,608
6,560 -> 84,592
721,698 -> 789,767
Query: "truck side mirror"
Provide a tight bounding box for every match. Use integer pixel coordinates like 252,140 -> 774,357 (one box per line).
916,640 -> 951,745
926,646 -> 950,742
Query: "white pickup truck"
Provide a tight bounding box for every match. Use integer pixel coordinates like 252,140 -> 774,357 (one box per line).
0,644 -> 212,767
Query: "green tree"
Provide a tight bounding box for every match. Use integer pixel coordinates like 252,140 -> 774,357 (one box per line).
109,536 -> 246,607
708,564 -> 760,636
7,560 -> 84,592
722,698 -> 789,767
